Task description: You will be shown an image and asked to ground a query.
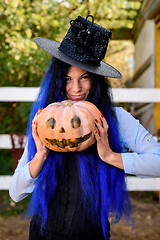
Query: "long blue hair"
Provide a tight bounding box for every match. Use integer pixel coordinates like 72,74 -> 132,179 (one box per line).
26,57 -> 132,239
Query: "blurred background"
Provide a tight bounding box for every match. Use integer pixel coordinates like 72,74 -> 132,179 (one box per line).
0,0 -> 160,239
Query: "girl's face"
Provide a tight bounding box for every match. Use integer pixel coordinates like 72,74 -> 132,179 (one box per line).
66,65 -> 91,101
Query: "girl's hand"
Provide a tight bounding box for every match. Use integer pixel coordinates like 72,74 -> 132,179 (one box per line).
32,108 -> 49,158
29,108 -> 50,178
94,113 -> 124,169
94,114 -> 113,162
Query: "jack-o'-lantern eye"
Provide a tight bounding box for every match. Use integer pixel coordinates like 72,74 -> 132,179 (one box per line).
71,115 -> 81,129
46,118 -> 56,129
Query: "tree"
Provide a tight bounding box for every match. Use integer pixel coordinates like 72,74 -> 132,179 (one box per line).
0,0 -> 139,134
0,0 -> 140,86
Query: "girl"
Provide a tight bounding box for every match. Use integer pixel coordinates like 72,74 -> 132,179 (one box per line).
9,15 -> 160,240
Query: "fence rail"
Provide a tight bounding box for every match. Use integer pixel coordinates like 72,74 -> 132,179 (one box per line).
1,175 -> 160,191
1,134 -> 159,150
1,87 -> 160,102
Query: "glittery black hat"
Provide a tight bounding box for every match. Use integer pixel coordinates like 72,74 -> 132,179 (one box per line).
35,15 -> 122,78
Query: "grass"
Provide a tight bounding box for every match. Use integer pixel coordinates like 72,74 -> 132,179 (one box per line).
129,191 -> 159,203
0,190 -> 31,217
0,150 -> 31,217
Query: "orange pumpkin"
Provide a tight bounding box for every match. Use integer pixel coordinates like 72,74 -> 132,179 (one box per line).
36,100 -> 101,152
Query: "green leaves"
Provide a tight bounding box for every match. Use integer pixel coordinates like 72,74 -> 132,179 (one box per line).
0,102 -> 32,134
0,0 -> 141,87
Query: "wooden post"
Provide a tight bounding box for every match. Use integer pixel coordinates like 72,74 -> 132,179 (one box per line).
155,16 -> 160,202
155,17 -> 160,132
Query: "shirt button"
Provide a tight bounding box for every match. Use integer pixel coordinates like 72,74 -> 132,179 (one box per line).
147,139 -> 151,142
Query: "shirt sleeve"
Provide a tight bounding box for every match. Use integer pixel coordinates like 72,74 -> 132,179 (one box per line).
9,144 -> 37,202
115,107 -> 160,178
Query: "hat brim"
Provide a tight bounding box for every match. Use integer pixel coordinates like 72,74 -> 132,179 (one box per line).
35,37 -> 122,78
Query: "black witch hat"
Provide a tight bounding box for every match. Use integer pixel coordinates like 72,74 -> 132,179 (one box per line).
35,15 -> 122,78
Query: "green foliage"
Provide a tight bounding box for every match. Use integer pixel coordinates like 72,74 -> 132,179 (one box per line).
0,102 -> 32,134
0,0 -> 141,87
0,150 -> 13,175
0,0 -> 58,87
0,190 -> 31,216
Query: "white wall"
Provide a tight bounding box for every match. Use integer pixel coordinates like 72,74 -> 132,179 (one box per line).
134,20 -> 155,133
134,56 -> 155,88
134,20 -> 155,84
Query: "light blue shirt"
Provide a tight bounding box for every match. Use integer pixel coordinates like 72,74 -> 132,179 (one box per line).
9,107 -> 160,202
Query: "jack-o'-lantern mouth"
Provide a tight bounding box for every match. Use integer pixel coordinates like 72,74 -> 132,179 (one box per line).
45,132 -> 92,148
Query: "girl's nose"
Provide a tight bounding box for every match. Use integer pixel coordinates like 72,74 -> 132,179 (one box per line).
73,80 -> 81,92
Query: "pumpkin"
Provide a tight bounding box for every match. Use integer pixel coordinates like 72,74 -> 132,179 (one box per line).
36,100 -> 101,152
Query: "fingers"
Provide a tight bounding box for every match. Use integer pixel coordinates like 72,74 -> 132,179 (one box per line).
95,118 -> 108,138
31,108 -> 49,157
94,129 -> 101,142
36,108 -> 43,116
100,111 -> 109,131
32,108 -> 43,129
32,108 -> 43,141
94,112 -> 109,145
95,112 -> 112,161
32,120 -> 39,142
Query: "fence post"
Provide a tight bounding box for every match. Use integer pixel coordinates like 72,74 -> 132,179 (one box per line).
10,134 -> 25,168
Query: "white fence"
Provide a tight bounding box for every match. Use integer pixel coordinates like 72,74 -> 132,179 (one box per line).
1,87 -> 160,191
1,175 -> 160,191
1,87 -> 160,102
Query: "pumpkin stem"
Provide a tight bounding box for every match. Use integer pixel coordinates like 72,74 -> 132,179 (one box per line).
63,101 -> 73,106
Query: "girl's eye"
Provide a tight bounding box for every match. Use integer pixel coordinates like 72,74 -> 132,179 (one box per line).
66,77 -> 72,82
81,75 -> 90,80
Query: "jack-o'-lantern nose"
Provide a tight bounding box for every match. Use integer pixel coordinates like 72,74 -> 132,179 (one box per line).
59,127 -> 65,133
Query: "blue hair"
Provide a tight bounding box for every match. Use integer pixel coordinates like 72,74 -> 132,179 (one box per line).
26,57 -> 67,229
26,57 -> 132,238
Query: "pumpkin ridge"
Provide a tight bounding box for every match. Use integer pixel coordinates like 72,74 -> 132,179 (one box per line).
63,104 -> 73,135
70,106 -> 82,143
71,104 -> 84,150
77,101 -> 101,127
74,104 -> 94,137
53,105 -> 65,140
61,104 -> 67,135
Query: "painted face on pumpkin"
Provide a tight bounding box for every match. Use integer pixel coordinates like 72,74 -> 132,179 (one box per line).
45,114 -> 92,148
66,65 -> 91,101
